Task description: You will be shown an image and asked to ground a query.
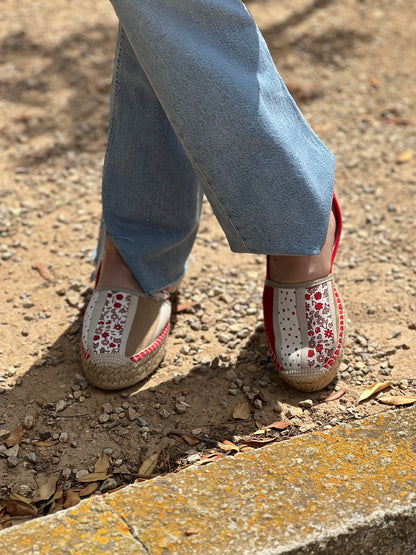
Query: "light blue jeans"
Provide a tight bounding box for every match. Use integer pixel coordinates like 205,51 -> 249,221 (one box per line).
99,0 -> 336,295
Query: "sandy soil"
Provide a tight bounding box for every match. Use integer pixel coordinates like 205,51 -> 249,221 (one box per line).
1,0 -> 416,527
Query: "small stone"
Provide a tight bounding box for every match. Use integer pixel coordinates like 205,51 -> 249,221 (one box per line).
187,454 -> 201,464
6,445 -> 19,458
175,402 -> 188,414
399,379 -> 409,390
225,369 -> 237,381
103,448 -> 113,456
21,326 -> 30,337
55,400 -> 67,412
62,468 -> 72,477
100,478 -> 118,493
286,407 -> 303,418
102,403 -> 113,414
25,452 -> 37,464
379,367 -> 392,376
7,456 -> 19,468
98,413 -> 110,424
59,432 -> 69,443
18,485 -> 32,497
23,415 -> 35,429
127,407 -> 139,421
253,398 -> 263,410
389,329 -> 401,339
274,401 -> 285,414
228,388 -> 238,396
75,470 -> 89,480
160,409 -> 171,418
137,417 -> 148,427
298,399 -> 314,409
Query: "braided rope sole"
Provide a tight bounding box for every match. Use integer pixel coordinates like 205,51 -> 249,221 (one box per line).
81,322 -> 170,390
265,284 -> 346,392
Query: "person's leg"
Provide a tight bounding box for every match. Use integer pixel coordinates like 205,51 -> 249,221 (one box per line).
100,26 -> 203,296
108,0 -> 335,262
81,27 -> 203,390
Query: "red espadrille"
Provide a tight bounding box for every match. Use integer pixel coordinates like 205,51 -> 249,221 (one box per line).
263,196 -> 345,392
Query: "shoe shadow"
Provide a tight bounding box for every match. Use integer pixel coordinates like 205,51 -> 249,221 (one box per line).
0,289 -> 340,507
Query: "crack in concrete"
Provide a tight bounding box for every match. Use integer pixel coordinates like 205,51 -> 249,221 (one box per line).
102,497 -> 150,554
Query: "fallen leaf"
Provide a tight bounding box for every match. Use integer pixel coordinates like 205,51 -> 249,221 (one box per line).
63,490 -> 81,509
253,429 -> 267,435
265,421 -> 291,430
6,500 -> 37,517
94,452 -> 110,474
138,452 -> 159,477
34,262 -> 55,282
79,482 -> 100,497
184,529 -> 199,536
5,426 -> 23,448
396,150 -> 414,164
370,75 -> 379,88
217,440 -> 239,452
180,434 -> 199,446
325,388 -> 347,402
175,301 -> 199,313
197,453 -> 224,465
240,437 -> 280,448
9,493 -> 32,504
33,440 -> 58,447
358,381 -> 393,403
378,396 -> 416,406
233,401 -> 251,420
33,475 -> 58,503
77,472 -> 112,483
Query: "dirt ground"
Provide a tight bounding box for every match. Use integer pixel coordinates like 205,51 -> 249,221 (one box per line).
1,0 -> 416,527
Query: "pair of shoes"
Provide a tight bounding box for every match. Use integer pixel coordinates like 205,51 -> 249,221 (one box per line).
81,283 -> 171,390
262,196 -> 345,392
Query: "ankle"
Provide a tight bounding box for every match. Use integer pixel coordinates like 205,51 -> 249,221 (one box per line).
269,209 -> 336,284
97,238 -> 142,292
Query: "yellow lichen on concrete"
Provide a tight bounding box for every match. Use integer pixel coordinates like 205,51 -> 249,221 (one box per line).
0,496 -> 145,554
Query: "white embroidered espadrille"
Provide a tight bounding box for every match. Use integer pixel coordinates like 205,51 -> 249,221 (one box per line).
81,287 -> 171,390
263,196 -> 346,392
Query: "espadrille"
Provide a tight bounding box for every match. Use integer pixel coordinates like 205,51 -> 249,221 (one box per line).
263,196 -> 345,392
81,287 -> 171,390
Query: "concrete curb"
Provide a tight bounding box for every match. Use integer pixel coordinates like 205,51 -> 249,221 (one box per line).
1,408 -> 415,554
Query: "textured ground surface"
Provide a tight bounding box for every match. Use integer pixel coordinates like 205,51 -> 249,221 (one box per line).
0,0 -> 416,528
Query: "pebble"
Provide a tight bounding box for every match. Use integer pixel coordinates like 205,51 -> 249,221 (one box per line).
137,417 -> 149,427
59,432 -> 69,443
274,401 -> 285,414
175,401 -> 188,414
103,448 -> 113,456
102,403 -> 113,414
298,399 -> 314,409
25,452 -> 37,464
127,407 -> 139,421
7,456 -> 19,468
55,400 -> 67,412
100,478 -> 118,493
98,413 -> 110,424
75,470 -> 89,480
253,399 -> 263,410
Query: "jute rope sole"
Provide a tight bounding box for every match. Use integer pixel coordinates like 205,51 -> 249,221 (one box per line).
82,339 -> 167,391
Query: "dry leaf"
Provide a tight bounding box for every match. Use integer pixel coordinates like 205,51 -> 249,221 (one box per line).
265,421 -> 291,430
184,529 -> 199,536
240,446 -> 255,453
63,490 -> 81,509
370,75 -> 380,88
180,434 -> 199,446
175,301 -> 199,313
94,452 -> 110,474
6,500 -> 37,517
34,262 -> 55,282
138,452 -> 159,477
33,475 -> 58,503
79,482 -> 100,497
325,388 -> 347,402
240,437 -> 280,448
197,453 -> 224,466
233,401 -> 251,420
217,440 -> 239,452
378,396 -> 416,406
9,493 -> 32,504
33,440 -> 58,447
396,150 -> 414,164
5,426 -> 23,448
77,472 -> 112,483
358,381 -> 393,403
